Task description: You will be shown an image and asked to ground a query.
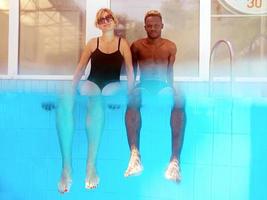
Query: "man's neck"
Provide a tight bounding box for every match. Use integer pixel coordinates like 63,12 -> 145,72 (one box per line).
146,37 -> 162,44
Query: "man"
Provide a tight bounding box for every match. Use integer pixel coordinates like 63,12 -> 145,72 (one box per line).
124,10 -> 186,183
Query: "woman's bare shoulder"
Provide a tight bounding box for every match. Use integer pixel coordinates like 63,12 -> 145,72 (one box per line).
85,37 -> 98,51
87,37 -> 98,46
119,37 -> 130,47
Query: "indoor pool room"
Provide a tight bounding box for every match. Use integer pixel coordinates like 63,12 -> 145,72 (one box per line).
0,0 -> 267,200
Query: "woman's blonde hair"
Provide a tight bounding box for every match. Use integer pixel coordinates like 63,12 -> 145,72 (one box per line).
95,8 -> 118,27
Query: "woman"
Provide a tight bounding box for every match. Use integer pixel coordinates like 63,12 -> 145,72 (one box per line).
57,8 -> 134,193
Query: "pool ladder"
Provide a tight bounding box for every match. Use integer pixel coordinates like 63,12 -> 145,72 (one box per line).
209,39 -> 234,96
209,40 -> 235,166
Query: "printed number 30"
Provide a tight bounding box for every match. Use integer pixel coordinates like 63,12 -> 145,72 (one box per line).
247,0 -> 262,8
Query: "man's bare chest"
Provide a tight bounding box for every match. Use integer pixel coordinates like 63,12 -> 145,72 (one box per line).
137,46 -> 170,63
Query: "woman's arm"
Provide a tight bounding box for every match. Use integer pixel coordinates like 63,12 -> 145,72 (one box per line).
72,39 -> 95,91
120,38 -> 134,93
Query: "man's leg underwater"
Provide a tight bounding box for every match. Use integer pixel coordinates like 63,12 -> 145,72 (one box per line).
165,93 -> 186,183
124,89 -> 143,177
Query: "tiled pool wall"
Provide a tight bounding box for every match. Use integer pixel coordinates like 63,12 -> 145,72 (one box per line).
1,79 -> 267,98
1,79 -> 267,200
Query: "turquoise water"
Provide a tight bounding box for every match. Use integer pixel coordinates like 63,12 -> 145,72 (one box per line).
0,91 -> 267,200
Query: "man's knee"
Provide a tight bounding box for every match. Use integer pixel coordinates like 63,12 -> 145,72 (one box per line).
126,90 -> 141,122
125,104 -> 141,127
172,99 -> 186,125
127,89 -> 141,109
173,99 -> 185,111
126,103 -> 141,114
172,89 -> 186,110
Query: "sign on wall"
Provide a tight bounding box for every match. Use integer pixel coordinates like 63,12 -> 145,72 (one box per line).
218,0 -> 267,14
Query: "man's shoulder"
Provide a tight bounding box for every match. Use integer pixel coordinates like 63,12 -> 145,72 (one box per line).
131,38 -> 146,52
132,38 -> 146,47
162,38 -> 177,53
162,38 -> 176,47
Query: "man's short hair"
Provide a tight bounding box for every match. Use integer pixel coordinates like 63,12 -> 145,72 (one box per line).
144,10 -> 162,23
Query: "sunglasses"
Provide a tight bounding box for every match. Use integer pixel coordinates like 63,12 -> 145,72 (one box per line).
98,14 -> 114,25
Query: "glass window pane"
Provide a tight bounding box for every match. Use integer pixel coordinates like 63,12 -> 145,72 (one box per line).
211,0 -> 267,78
111,0 -> 200,77
0,0 -> 9,75
19,0 -> 86,75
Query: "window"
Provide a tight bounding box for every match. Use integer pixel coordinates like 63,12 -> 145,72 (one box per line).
19,0 -> 86,75
0,0 -> 9,75
211,0 -> 267,78
111,0 -> 200,77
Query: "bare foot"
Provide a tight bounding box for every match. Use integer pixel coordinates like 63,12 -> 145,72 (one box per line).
165,159 -> 181,183
58,170 -> 72,194
124,149 -> 143,177
85,167 -> 100,189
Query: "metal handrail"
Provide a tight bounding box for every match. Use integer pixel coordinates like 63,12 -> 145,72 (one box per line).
209,40 -> 235,148
209,39 -> 234,96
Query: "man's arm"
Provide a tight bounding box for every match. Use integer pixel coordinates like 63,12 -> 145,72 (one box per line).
130,42 -> 139,81
167,42 -> 177,87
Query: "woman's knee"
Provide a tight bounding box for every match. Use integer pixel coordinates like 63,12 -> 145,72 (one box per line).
101,82 -> 123,96
79,81 -> 101,96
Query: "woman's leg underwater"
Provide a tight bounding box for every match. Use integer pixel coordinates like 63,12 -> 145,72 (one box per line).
56,93 -> 75,193
85,95 -> 104,189
81,81 -> 104,189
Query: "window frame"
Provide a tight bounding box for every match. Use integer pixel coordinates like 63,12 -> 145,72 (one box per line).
1,0 -> 266,82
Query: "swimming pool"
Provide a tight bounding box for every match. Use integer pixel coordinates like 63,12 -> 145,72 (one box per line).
0,80 -> 267,200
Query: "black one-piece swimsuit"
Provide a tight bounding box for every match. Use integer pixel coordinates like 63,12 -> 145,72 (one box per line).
87,37 -> 124,90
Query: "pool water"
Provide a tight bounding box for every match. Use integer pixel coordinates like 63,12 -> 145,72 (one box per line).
0,91 -> 267,200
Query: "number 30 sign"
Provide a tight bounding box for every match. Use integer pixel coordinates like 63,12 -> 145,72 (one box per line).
218,0 -> 267,14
